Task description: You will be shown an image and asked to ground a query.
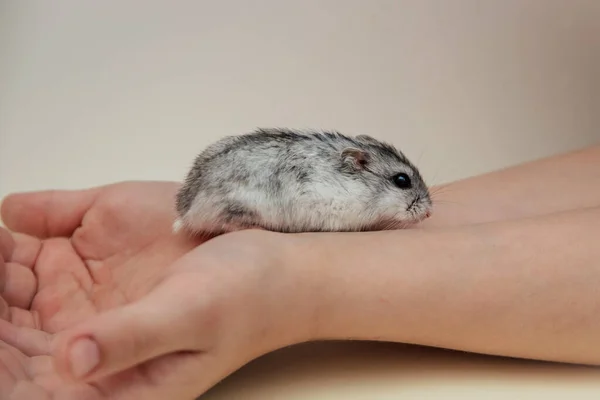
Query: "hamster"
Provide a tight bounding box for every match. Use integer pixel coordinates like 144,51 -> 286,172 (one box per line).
174,128 -> 432,236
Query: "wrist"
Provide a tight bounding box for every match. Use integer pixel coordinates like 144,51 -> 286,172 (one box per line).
204,229 -> 324,359
284,229 -> 435,343
277,230 -> 401,343
256,231 -> 326,349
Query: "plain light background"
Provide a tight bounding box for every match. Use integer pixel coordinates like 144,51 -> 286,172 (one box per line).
1,0 -> 600,398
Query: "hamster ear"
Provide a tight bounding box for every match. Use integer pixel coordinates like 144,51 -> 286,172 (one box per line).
341,147 -> 370,171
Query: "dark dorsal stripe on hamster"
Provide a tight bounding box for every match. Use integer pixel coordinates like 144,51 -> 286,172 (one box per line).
253,128 -> 412,167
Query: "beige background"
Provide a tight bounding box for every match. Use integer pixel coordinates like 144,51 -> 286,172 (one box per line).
1,0 -> 600,398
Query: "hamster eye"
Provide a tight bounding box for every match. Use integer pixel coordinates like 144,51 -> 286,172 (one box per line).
392,173 -> 412,189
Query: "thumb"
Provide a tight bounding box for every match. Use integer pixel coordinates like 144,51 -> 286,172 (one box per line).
1,187 -> 101,238
52,276 -> 207,382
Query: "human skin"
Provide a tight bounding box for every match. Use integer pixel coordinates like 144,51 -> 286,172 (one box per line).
299,205 -> 600,365
0,144 -> 598,399
0,182 -> 313,399
419,143 -> 600,227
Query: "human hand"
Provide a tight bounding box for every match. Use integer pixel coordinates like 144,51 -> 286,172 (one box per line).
0,225 -> 38,398
0,181 -> 199,397
0,181 -> 203,333
0,182 -> 315,399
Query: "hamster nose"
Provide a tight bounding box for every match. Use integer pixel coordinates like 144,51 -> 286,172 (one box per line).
424,210 -> 432,219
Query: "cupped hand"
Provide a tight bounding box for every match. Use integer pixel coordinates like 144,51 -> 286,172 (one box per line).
0,182 -> 312,399
1,181 -> 201,333
0,181 -> 198,398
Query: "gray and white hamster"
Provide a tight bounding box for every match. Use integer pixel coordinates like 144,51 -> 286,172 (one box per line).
174,128 -> 432,235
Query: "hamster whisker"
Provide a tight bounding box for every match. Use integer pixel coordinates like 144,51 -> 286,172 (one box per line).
429,186 -> 454,197
429,200 -> 463,206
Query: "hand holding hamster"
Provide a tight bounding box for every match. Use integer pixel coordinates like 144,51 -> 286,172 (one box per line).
174,128 -> 432,235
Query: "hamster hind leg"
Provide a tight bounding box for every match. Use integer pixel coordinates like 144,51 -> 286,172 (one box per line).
174,199 -> 265,236
217,201 -> 265,233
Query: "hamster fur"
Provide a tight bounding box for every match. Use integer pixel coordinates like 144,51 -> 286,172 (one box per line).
174,128 -> 432,235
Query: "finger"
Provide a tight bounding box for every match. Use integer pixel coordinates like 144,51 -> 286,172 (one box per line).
0,319 -> 51,357
9,381 -> 51,400
2,263 -> 36,309
52,276 -> 203,382
0,229 -> 14,293
0,252 -> 5,294
10,233 -> 41,269
33,238 -> 92,292
0,360 -> 17,400
1,187 -> 101,238
9,307 -> 39,329
0,342 -> 27,380
0,229 -> 15,261
26,357 -> 55,377
0,298 -> 9,321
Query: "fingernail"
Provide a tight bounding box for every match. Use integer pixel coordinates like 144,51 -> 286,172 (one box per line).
68,337 -> 100,378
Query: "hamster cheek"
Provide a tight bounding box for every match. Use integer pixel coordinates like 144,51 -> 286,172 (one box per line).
377,193 -> 412,220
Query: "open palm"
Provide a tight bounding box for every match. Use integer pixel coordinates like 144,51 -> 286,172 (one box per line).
0,181 -> 206,398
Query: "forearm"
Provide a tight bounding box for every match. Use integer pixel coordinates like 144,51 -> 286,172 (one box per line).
294,207 -> 600,365
421,144 -> 600,228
